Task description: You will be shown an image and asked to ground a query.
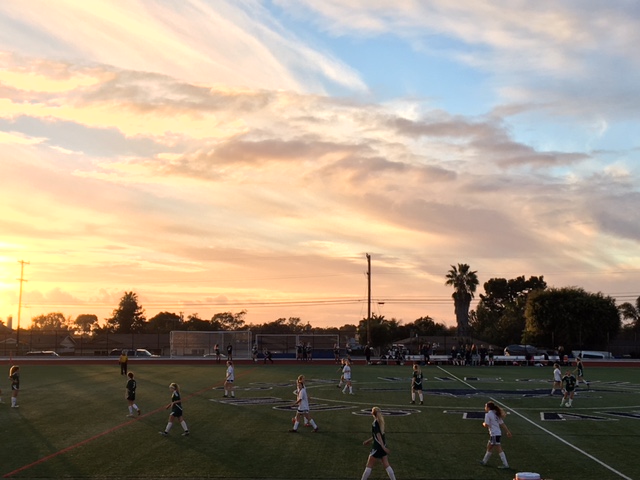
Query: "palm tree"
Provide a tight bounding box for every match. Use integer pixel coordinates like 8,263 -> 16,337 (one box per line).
619,296 -> 640,329
445,263 -> 479,337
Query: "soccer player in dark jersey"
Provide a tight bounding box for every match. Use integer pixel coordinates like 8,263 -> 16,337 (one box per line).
361,406 -> 396,480
9,365 -> 19,408
574,357 -> 590,389
410,364 -> 424,404
561,370 -> 577,407
160,383 -> 189,436
125,372 -> 141,417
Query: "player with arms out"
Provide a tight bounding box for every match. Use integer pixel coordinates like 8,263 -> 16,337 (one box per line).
361,406 -> 396,480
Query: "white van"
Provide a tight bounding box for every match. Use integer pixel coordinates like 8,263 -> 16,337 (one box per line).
572,350 -> 613,359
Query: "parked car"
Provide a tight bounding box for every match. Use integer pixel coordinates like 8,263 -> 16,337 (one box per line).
503,344 -> 539,356
572,350 -> 614,359
26,350 -> 60,357
109,348 -> 159,357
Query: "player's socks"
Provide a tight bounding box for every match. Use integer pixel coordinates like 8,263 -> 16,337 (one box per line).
482,452 -> 491,464
385,465 -> 396,480
165,422 -> 173,433
181,420 -> 189,431
499,452 -> 509,467
361,467 -> 372,480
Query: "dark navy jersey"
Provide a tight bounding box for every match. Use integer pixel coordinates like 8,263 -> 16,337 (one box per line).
126,379 -> 137,395
562,373 -> 577,391
412,372 -> 423,389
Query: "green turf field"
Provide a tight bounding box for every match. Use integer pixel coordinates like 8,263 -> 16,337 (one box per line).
1,361 -> 639,479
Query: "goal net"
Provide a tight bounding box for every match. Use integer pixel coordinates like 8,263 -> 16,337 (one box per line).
169,330 -> 252,358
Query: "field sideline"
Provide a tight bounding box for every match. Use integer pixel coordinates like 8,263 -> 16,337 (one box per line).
1,360 -> 640,479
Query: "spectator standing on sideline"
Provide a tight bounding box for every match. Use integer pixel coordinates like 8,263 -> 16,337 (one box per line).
226,343 -> 233,361
119,350 -> 128,375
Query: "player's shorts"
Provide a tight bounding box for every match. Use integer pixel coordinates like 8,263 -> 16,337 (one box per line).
370,446 -> 387,459
226,379 -> 234,383
343,375 -> 351,381
488,435 -> 502,446
297,409 -> 309,415
170,406 -> 183,417
127,392 -> 136,401
412,384 -> 423,391
11,385 -> 19,391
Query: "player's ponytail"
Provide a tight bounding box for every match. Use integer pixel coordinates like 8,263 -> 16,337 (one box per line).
486,401 -> 505,419
372,406 -> 386,434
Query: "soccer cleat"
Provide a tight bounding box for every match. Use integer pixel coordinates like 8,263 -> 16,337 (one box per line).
479,461 -> 486,466
182,431 -> 190,436
420,401 -> 424,405
288,429 -> 298,433
313,427 -> 319,433
410,401 -> 415,404
126,414 -> 134,418
498,465 -> 510,469
159,431 -> 168,436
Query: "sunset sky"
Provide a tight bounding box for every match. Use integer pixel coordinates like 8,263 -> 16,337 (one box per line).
1,1 -> 639,330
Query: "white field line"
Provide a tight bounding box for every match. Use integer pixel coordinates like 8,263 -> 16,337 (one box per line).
437,366 -> 633,480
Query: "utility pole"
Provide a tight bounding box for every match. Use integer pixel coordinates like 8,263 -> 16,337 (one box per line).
16,260 -> 29,356
366,253 -> 371,345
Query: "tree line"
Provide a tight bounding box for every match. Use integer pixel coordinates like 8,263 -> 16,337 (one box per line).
2,264 -> 640,353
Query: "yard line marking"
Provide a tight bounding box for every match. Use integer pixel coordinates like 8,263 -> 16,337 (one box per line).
492,398 -> 633,480
436,366 -> 633,480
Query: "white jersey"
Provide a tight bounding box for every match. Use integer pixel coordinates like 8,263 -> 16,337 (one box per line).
342,364 -> 352,380
226,365 -> 235,382
553,367 -> 562,382
484,409 -> 504,436
296,386 -> 310,411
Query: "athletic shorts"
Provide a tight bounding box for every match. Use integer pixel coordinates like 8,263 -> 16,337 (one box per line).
127,392 -> 136,401
488,435 -> 502,446
370,446 -> 387,459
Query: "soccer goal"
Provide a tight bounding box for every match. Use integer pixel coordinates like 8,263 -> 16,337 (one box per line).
254,334 -> 339,359
169,330 -> 252,358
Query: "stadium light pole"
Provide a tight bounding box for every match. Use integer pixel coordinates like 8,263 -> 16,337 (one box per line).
16,260 -> 29,355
